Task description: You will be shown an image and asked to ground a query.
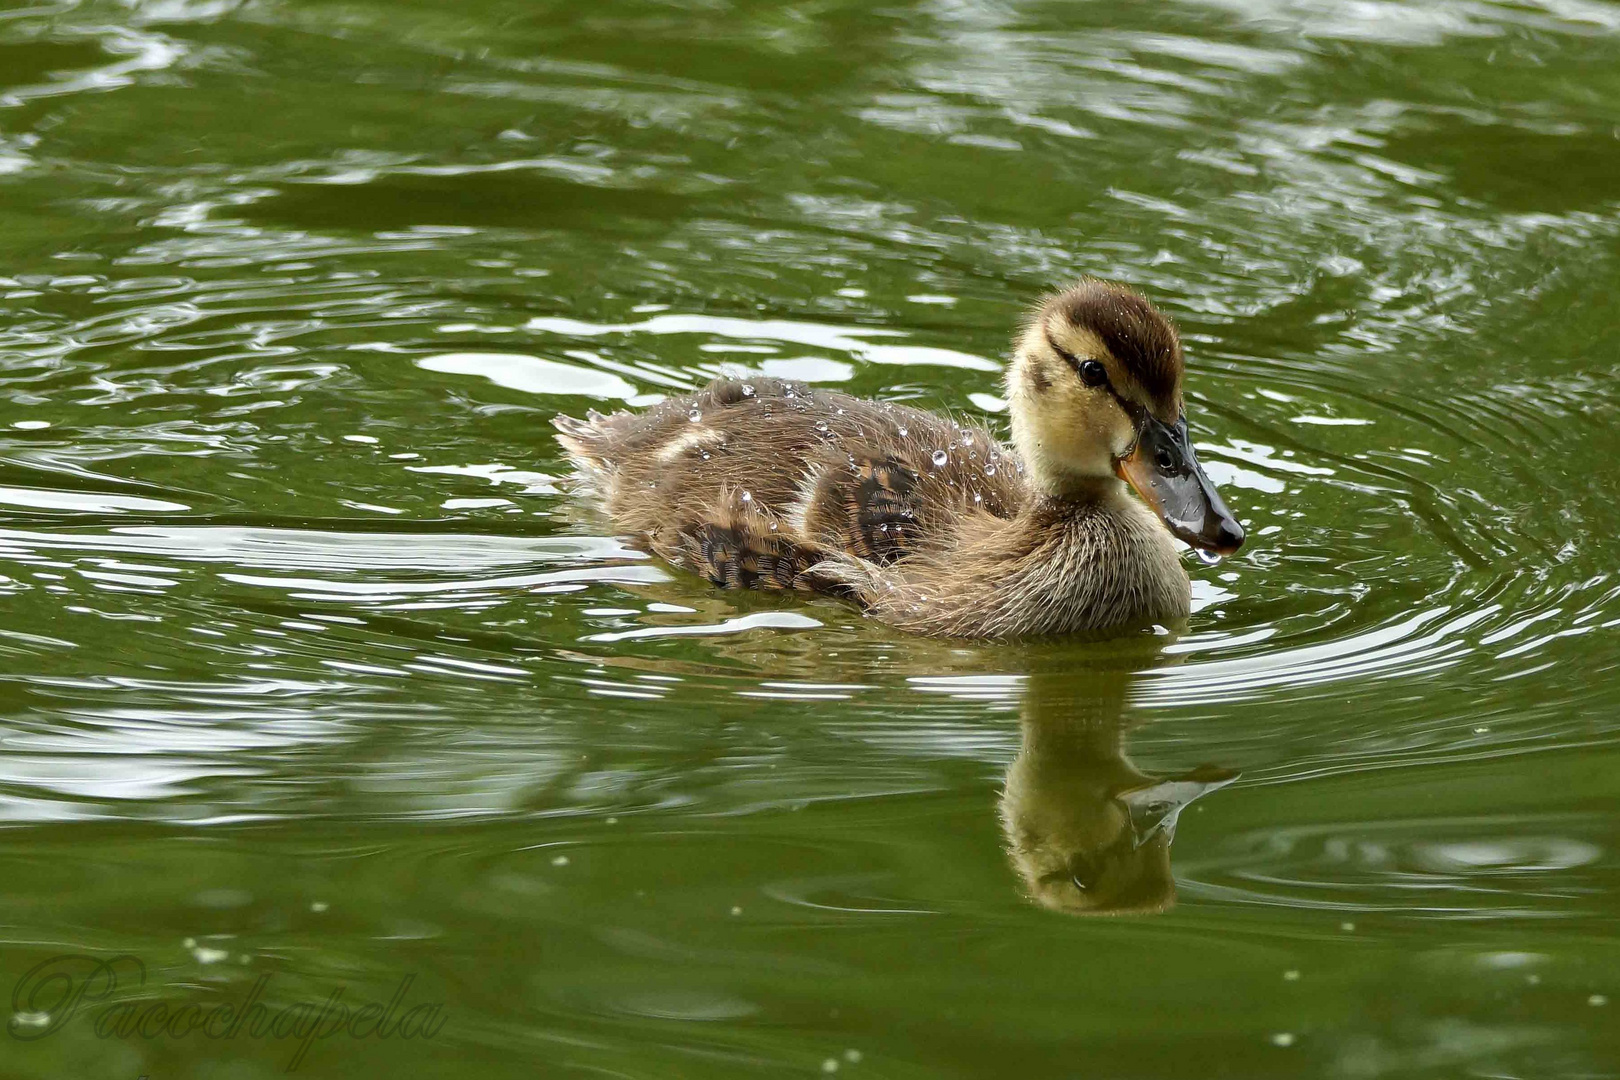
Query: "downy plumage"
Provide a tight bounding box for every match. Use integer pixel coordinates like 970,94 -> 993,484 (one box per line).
554,280 -> 1243,639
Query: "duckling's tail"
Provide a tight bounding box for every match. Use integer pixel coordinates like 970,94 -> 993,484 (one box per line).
551,410 -> 601,457
552,410 -> 616,495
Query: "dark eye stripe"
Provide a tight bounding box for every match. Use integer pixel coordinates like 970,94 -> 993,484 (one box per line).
1045,330 -> 1110,388
1044,329 -> 1084,372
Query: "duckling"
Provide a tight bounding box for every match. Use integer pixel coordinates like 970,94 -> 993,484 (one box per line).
553,280 -> 1243,639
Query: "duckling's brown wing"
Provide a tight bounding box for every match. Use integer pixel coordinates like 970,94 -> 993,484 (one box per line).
666,518 -> 833,593
648,450 -> 930,596
554,377 -> 1025,593
802,452 -> 923,565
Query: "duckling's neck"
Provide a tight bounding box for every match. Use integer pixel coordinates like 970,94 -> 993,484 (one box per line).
1029,469 -> 1126,505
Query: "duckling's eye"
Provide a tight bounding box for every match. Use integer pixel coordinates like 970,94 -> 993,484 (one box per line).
1044,331 -> 1112,390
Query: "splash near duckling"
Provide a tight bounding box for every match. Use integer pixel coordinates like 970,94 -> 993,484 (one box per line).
554,280 -> 1243,639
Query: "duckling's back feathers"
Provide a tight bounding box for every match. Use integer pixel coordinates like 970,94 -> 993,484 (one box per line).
553,377 -> 1024,583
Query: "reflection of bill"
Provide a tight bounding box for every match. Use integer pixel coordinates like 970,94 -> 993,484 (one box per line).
1001,667 -> 1238,916
7,953 -> 445,1070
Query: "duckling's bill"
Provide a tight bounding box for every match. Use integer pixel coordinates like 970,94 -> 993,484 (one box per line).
1115,414 -> 1245,556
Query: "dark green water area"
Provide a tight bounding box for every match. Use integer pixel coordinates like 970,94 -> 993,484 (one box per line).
1,1 -> 1618,1076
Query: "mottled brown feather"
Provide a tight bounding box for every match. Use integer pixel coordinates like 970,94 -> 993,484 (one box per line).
665,519 -> 826,593
800,452 -> 922,564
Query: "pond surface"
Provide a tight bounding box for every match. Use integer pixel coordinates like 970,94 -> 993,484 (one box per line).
2,0 -> 1619,1076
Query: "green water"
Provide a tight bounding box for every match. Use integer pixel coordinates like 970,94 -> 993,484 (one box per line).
2,0 -> 1619,1075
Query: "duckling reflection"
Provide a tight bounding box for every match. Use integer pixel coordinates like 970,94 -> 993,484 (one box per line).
1001,667 -> 1237,916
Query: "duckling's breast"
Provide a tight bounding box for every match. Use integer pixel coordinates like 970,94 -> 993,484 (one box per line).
1025,492 -> 1192,634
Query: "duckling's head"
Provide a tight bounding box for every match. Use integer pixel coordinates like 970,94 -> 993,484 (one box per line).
1007,280 -> 1244,555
